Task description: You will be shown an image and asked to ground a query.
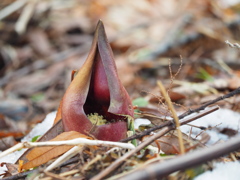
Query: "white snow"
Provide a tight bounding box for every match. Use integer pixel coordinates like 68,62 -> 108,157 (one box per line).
136,108 -> 240,179
194,161 -> 240,180
136,108 -> 240,144
21,111 -> 56,142
180,108 -> 240,144
134,118 -> 151,129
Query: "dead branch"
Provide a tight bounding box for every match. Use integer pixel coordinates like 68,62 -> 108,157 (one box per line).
2,169 -> 37,180
0,138 -> 135,159
225,40 -> 240,49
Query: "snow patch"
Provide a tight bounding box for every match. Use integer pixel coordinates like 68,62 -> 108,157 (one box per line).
21,111 -> 56,142
180,108 -> 240,144
134,118 -> 151,129
194,161 -> 240,180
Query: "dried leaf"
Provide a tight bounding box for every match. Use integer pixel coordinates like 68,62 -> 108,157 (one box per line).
228,76 -> 240,90
0,114 -> 8,129
142,131 -> 203,155
0,162 -> 18,176
22,131 -> 92,170
18,160 -> 23,173
18,120 -> 64,163
168,91 -> 186,102
149,91 -> 186,103
0,136 -> 17,151
0,132 -> 24,139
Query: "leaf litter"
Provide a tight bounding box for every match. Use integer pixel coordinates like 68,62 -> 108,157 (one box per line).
1,0 -> 240,179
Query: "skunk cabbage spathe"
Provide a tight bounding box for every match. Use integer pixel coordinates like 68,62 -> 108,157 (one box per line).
61,20 -> 134,141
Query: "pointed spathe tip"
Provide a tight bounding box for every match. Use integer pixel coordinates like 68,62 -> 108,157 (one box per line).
96,19 -> 104,29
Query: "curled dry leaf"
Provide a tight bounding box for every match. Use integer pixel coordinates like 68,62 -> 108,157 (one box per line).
21,131 -> 92,171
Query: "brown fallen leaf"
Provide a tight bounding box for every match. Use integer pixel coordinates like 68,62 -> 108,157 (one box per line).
0,136 -> 17,151
17,120 -> 64,163
0,114 -> 8,129
0,162 -> 18,176
0,132 -> 24,139
142,131 -> 209,155
228,76 -> 240,90
149,91 -> 186,103
21,131 -> 92,171
168,91 -> 186,102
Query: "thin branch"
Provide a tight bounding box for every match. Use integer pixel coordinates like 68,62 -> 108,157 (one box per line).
0,0 -> 27,20
45,146 -> 82,172
0,138 -> 135,159
1,169 -> 37,180
15,0 -> 37,34
121,87 -> 240,143
225,40 -> 240,49
91,106 -> 219,180
119,134 -> 240,180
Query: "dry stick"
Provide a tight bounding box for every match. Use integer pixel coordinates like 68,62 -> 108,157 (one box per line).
0,0 -> 27,20
0,138 -> 135,159
91,106 -> 219,180
1,169 -> 37,180
121,86 -> 240,143
225,40 -> 240,49
44,146 -> 83,172
120,134 -> 240,180
15,0 -> 37,34
157,80 -> 185,154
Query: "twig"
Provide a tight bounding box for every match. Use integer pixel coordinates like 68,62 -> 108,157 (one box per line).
157,80 -> 185,154
119,134 -> 240,180
229,153 -> 237,162
44,146 -> 82,172
91,106 -> 219,180
121,86 -> 240,142
0,0 -> 27,20
15,0 -> 37,34
44,171 -> 66,180
92,127 -> 172,180
2,169 -> 37,180
0,138 -> 135,159
82,154 -> 102,172
225,40 -> 240,49
59,169 -> 80,177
